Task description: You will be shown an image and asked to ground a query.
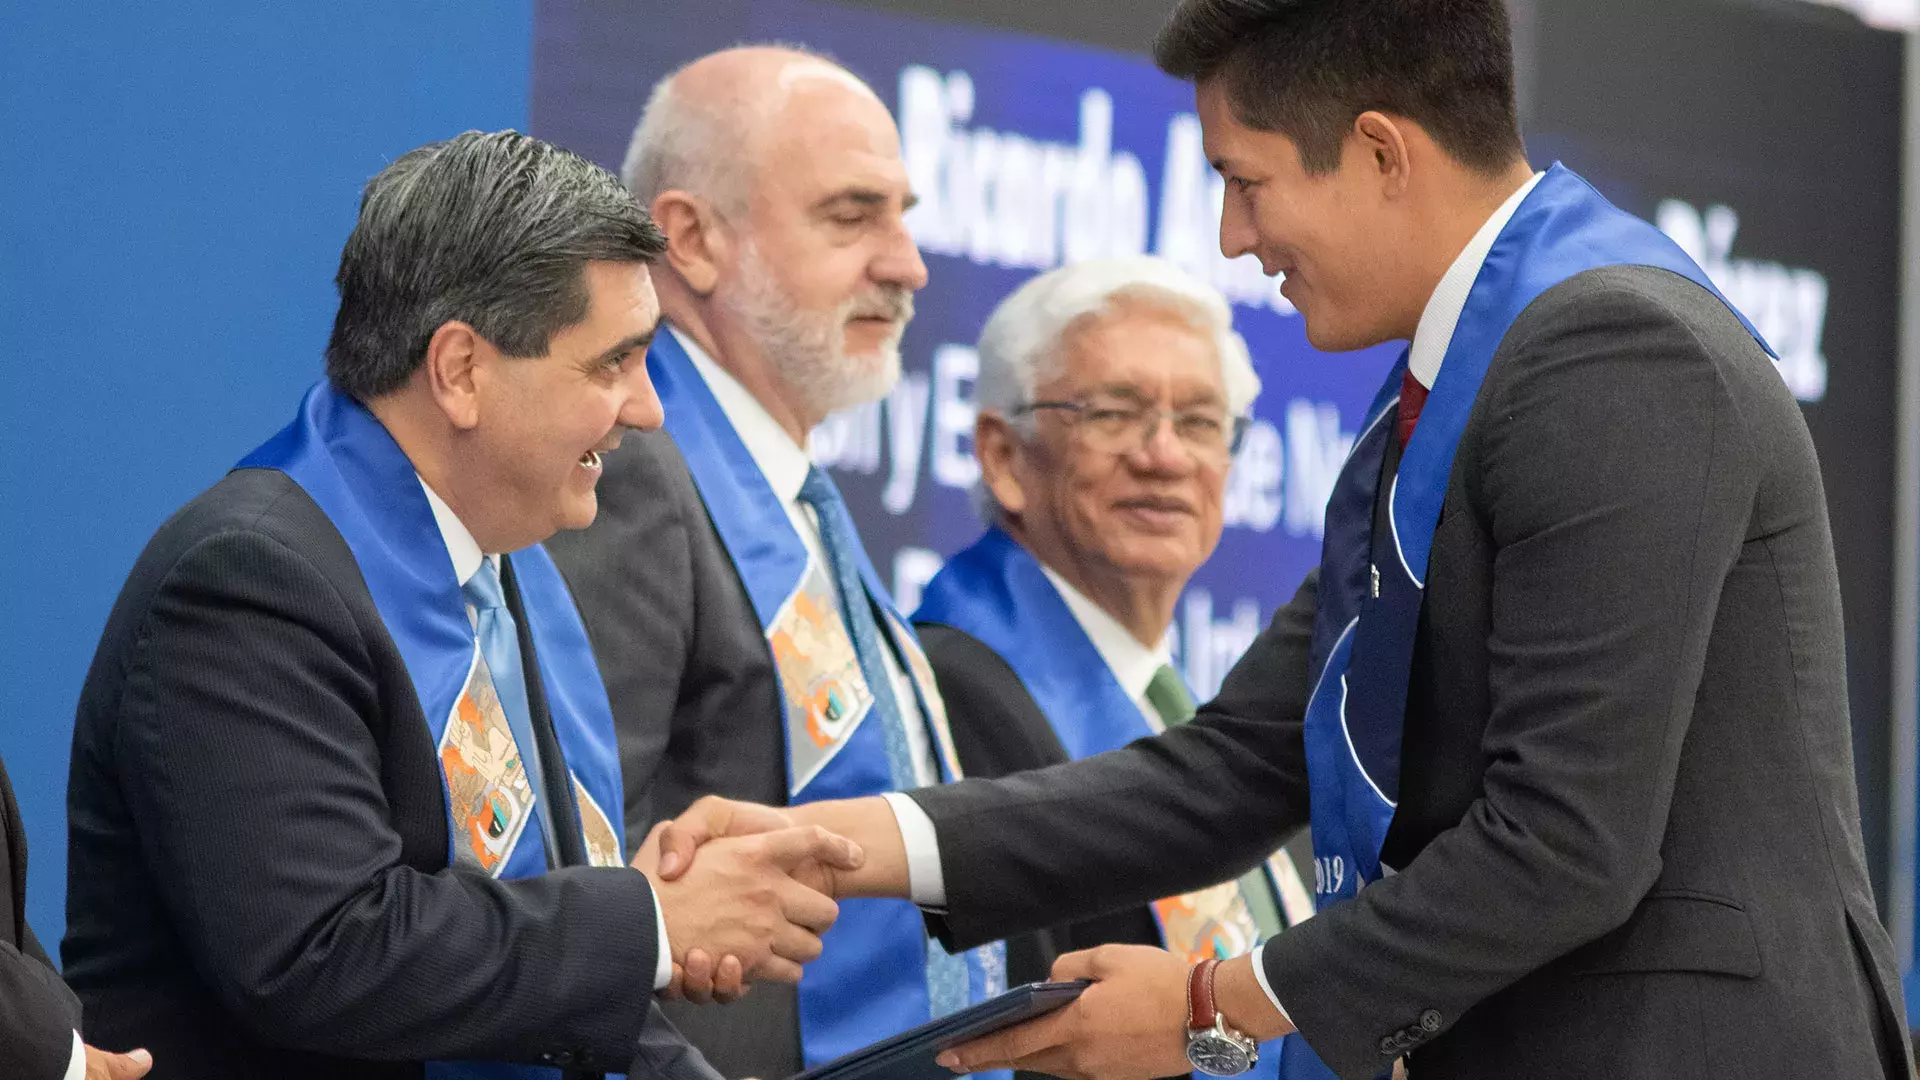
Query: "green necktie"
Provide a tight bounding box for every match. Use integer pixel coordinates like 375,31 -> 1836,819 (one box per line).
1144,664 -> 1197,725
1145,664 -> 1286,940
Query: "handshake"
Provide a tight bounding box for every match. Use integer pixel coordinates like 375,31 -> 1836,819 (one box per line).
630,794 -> 891,1004
628,796 -> 1295,1080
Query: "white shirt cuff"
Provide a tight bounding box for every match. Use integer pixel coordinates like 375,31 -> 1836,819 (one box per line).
64,1031 -> 85,1080
879,792 -> 948,908
1248,943 -> 1292,1023
652,886 -> 674,992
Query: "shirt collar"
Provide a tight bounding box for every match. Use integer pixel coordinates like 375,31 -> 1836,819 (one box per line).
1406,171 -> 1546,390
1035,561 -> 1173,703
417,476 -> 493,586
673,325 -> 812,505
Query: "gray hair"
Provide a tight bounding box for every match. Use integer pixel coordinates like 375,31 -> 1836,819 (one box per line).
325,129 -> 664,399
971,256 -> 1262,523
621,43 -> 846,218
623,71 -> 740,216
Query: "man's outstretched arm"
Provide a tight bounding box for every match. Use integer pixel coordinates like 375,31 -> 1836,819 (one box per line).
657,570 -> 1318,945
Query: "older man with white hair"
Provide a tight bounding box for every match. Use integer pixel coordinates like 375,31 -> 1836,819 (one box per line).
911,257 -> 1321,1080
545,45 -> 1005,1080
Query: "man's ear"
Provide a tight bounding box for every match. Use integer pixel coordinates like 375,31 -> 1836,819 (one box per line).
652,190 -> 729,296
975,412 -> 1030,519
1352,110 -> 1412,198
423,321 -> 484,431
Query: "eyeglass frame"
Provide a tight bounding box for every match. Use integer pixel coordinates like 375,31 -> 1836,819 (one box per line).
1010,393 -> 1252,458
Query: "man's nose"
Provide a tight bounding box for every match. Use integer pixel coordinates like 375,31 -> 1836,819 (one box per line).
874,214 -> 929,291
620,365 -> 665,432
1134,412 -> 1200,474
1218,199 -> 1256,261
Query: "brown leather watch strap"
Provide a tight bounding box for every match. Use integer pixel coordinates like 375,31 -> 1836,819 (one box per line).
1187,958 -> 1221,1031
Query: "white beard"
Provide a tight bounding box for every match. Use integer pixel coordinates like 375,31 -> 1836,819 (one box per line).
720,242 -> 912,419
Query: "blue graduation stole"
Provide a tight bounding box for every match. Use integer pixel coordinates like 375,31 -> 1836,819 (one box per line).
238,383 -> 628,1080
1304,164 -> 1775,928
649,332 -> 1006,1074
915,528 -> 1336,1080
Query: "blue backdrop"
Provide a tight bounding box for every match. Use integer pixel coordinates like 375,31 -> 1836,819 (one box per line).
0,1 -> 534,948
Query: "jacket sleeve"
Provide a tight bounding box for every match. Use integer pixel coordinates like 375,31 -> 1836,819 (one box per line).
628,1000 -> 726,1080
115,526 -> 661,1072
1260,280 -> 1765,1079
907,569 -> 1318,950
0,936 -> 80,1080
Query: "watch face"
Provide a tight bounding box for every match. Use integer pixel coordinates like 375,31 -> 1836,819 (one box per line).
1186,1032 -> 1255,1077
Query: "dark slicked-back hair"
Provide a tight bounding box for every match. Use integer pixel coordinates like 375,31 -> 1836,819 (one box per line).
325,129 -> 667,399
1154,0 -> 1525,176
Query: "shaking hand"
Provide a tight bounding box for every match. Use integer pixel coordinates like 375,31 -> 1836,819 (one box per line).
632,800 -> 865,1005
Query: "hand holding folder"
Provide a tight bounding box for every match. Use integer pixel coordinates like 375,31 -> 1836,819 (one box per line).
786,982 -> 1089,1080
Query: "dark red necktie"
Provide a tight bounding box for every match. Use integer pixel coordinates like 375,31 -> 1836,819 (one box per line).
1397,368 -> 1430,449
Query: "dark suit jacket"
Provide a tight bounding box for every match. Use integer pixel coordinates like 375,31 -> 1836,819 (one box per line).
904,267 -> 1912,1080
2,755 -> 81,1080
61,467 -> 710,1080
546,431 -> 801,1080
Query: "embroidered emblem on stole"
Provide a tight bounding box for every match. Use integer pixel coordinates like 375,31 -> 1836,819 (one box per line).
573,777 -> 624,869
439,648 -> 536,876
771,560 -> 874,792
1153,882 -> 1262,964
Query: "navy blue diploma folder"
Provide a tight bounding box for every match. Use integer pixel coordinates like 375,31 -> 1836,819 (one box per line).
785,980 -> 1092,1080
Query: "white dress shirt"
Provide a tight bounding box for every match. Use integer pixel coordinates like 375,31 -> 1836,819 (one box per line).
881,172 -> 1549,1023
61,1030 -> 84,1080
674,328 -> 942,789
1403,171 -> 1545,392
418,479 -> 675,993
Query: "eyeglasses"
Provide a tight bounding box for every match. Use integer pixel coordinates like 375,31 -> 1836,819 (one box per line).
1014,394 -> 1251,459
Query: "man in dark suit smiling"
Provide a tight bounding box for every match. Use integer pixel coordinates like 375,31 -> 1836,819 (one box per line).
60,130 -> 857,1080
651,2 -> 1912,1078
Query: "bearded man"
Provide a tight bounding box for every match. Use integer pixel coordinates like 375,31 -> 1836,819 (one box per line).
544,47 -> 1006,1080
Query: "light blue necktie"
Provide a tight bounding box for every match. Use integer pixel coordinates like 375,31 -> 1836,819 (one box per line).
796,466 -> 971,1017
464,558 -> 559,868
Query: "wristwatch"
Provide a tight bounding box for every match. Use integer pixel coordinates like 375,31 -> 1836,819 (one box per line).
1185,958 -> 1260,1076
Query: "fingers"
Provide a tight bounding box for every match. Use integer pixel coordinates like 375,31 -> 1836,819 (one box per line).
654,818 -> 712,880
86,1047 -> 154,1080
776,876 -> 840,934
770,922 -> 825,967
657,797 -> 799,878
630,821 -> 669,875
711,954 -> 748,1004
1050,947 -> 1103,983
938,1010 -> 1075,1073
971,1047 -> 1081,1079
667,951 -> 752,1005
760,824 -> 865,874
755,955 -> 805,983
718,798 -> 800,838
677,949 -> 718,1005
